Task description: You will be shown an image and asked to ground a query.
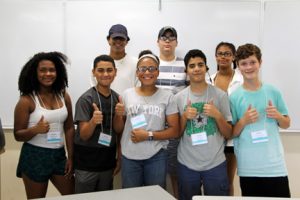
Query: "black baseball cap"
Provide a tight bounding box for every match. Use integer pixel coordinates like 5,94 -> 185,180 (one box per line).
107,24 -> 130,41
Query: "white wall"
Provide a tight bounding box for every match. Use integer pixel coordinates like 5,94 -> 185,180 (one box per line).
2,0 -> 300,131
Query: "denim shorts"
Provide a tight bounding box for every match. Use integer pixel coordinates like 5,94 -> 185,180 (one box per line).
17,142 -> 66,183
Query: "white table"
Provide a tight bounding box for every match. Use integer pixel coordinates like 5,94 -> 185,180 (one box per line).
37,185 -> 176,200
193,196 -> 300,200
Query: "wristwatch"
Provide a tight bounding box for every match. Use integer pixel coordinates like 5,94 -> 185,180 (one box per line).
148,131 -> 154,141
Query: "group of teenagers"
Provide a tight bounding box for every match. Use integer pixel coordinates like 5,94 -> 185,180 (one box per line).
13,24 -> 291,200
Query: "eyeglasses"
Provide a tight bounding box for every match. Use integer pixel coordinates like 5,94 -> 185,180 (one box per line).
216,51 -> 233,58
159,36 -> 176,42
137,66 -> 158,73
96,68 -> 115,73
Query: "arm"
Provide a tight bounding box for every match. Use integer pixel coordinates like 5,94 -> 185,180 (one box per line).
266,100 -> 290,129
14,96 -> 49,141
131,113 -> 179,143
63,93 -> 75,177
113,97 -> 126,135
203,101 -> 232,139
179,103 -> 197,136
79,103 -> 103,141
232,105 -> 259,137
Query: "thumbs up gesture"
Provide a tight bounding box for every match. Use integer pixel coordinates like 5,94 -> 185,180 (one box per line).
115,96 -> 125,116
203,99 -> 220,118
184,100 -> 197,119
243,104 -> 259,124
92,103 -> 103,125
266,100 -> 280,120
36,115 -> 50,134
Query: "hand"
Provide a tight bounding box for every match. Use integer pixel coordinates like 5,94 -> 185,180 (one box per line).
266,100 -> 281,120
115,96 -> 125,116
184,100 -> 197,119
131,129 -> 148,143
64,158 -> 74,179
92,103 -> 103,125
243,104 -> 259,125
35,115 -> 50,134
203,99 -> 220,119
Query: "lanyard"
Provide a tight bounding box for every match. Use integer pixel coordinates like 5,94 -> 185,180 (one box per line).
95,87 -> 113,135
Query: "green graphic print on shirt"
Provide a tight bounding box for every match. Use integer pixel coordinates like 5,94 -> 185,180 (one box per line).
185,102 -> 217,136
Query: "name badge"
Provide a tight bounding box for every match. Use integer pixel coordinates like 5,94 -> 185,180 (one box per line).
47,124 -> 61,143
130,114 -> 147,129
98,132 -> 112,146
251,129 -> 268,143
191,131 -> 208,146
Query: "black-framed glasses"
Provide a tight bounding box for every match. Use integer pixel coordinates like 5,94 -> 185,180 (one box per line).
137,66 -> 158,73
216,51 -> 232,58
160,36 -> 176,42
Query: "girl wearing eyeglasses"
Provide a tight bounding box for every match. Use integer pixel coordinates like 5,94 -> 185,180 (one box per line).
117,50 -> 179,189
211,42 -> 243,196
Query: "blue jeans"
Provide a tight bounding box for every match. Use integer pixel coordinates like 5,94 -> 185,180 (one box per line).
121,149 -> 167,189
178,161 -> 229,200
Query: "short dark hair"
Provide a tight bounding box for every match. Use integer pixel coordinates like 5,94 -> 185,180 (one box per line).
215,42 -> 237,70
184,49 -> 207,68
93,54 -> 115,69
18,52 -> 68,96
235,43 -> 262,64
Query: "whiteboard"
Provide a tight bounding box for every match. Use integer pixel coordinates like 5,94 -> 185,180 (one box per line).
262,1 -> 300,130
65,0 -> 260,124
0,0 -> 269,128
0,1 -> 64,128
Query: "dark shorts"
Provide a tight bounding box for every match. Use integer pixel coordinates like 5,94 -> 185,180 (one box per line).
240,176 -> 291,197
17,142 -> 66,183
224,146 -> 234,154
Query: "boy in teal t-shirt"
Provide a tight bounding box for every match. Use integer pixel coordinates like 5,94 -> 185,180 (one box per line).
230,43 -> 291,197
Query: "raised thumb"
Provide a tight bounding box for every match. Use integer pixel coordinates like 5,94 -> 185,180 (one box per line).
92,103 -> 100,111
268,100 -> 273,106
247,104 -> 252,110
39,115 -> 44,122
118,96 -> 123,104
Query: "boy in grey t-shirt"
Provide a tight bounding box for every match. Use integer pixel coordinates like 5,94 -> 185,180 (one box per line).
175,49 -> 232,199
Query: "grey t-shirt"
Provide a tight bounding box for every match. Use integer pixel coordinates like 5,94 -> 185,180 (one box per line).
175,84 -> 232,171
121,87 -> 178,160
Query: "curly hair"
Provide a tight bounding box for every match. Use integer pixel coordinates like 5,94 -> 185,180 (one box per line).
235,43 -> 262,64
18,52 -> 69,95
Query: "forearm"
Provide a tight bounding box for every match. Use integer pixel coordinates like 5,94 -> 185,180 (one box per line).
65,128 -> 74,159
277,115 -> 290,129
232,118 -> 246,137
179,115 -> 188,137
214,115 -> 232,139
79,121 -> 97,141
113,115 -> 125,134
14,126 -> 40,142
152,126 -> 178,140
